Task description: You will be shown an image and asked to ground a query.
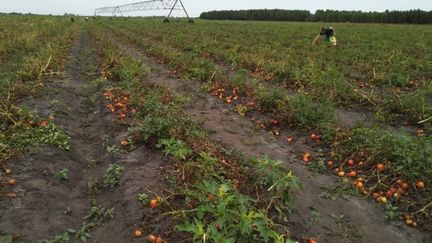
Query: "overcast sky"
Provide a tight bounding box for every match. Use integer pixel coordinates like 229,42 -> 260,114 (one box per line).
1,0 -> 431,17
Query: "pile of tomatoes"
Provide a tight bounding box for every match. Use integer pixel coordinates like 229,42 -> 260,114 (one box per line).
103,89 -> 136,123
325,158 -> 426,227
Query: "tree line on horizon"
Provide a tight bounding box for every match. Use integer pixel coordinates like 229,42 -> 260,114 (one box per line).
199,9 -> 432,24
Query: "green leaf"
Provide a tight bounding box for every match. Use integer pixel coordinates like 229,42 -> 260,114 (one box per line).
67,229 -> 76,234
80,235 -> 87,242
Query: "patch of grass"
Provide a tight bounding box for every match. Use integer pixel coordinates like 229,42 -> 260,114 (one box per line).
54,168 -> 69,181
287,93 -> 336,132
187,59 -> 214,81
49,99 -> 70,115
43,205 -> 114,243
249,156 -> 302,211
384,204 -> 400,221
156,138 -> 192,160
256,87 -> 286,111
103,163 -> 124,188
177,180 -> 295,243
230,69 -> 249,95
307,157 -> 327,175
43,231 -> 74,243
102,136 -> 121,157
334,126 -> 432,182
306,207 -> 321,230
44,204 -> 114,243
87,179 -> 100,194
138,193 -> 149,206
107,55 -> 145,85
400,89 -> 432,122
0,113 -> 70,165
74,204 -> 114,242
91,78 -> 108,90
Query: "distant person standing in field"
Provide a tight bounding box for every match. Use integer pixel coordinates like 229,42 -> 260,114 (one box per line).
313,26 -> 337,46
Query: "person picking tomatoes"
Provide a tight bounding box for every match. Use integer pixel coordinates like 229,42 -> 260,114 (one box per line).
312,26 -> 337,46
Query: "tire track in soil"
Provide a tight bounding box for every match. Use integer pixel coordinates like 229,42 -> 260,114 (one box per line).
0,27 -> 171,242
108,33 -> 430,243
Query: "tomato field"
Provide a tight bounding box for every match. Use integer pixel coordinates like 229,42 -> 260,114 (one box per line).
0,15 -> 431,243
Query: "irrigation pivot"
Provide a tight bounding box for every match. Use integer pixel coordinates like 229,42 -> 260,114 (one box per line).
94,0 -> 193,23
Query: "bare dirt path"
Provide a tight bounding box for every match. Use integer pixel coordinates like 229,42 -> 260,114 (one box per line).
109,33 -> 430,243
0,27 -> 170,242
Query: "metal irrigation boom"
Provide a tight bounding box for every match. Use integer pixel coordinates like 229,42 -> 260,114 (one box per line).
94,0 -> 193,22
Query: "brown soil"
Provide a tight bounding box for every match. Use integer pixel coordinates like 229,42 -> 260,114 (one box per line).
110,33 -> 430,243
0,28 -> 171,242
